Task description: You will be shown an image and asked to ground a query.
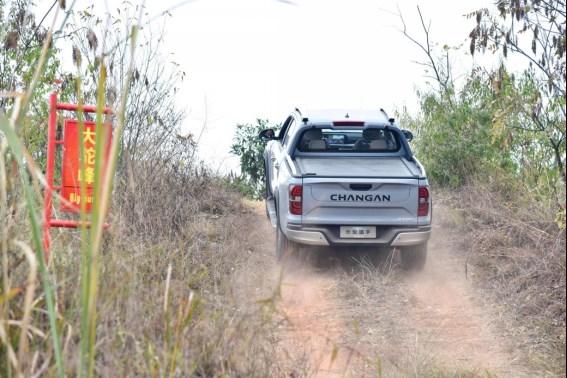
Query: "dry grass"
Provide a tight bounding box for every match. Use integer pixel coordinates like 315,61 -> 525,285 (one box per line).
113,158 -> 237,242
0,156 -> 287,376
48,165 -> 285,376
438,182 -> 566,375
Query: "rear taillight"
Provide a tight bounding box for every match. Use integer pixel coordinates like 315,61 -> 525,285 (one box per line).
418,186 -> 430,216
289,185 -> 303,215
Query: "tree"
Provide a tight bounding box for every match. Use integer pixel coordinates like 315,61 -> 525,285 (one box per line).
0,0 -> 70,168
230,119 -> 279,199
65,3 -> 191,174
397,6 -> 536,188
398,6 -> 455,103
469,0 -> 566,183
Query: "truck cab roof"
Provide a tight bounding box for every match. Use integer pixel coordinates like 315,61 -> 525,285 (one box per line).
295,108 -> 397,128
277,108 -> 412,160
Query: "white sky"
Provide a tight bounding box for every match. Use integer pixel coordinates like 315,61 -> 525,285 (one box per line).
36,0 -> 499,172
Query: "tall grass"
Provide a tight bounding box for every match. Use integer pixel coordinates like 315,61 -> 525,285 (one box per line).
1,5 -> 286,376
0,2 -> 142,376
77,21 -> 140,376
1,102 -> 63,376
442,181 -> 566,374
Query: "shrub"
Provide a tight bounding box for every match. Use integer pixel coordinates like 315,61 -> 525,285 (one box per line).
230,119 -> 280,199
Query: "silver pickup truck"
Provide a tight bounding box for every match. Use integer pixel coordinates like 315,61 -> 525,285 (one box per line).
259,109 -> 431,270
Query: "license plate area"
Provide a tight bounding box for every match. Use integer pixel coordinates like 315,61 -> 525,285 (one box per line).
339,226 -> 376,239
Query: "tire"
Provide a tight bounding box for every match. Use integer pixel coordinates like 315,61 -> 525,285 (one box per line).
276,222 -> 299,261
400,243 -> 427,271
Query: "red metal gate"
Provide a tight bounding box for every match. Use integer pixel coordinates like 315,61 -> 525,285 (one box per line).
43,92 -> 113,261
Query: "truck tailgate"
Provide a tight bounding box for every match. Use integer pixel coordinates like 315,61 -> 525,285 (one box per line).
296,157 -> 422,225
295,157 -> 421,178
301,177 -> 420,226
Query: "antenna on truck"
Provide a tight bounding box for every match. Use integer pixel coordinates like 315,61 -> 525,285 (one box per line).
380,108 -> 396,126
295,108 -> 309,124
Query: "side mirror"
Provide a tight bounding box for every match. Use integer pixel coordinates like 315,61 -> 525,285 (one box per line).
402,129 -> 414,142
259,128 -> 277,141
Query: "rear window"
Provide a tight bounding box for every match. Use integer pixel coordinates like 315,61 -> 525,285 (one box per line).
296,128 -> 400,153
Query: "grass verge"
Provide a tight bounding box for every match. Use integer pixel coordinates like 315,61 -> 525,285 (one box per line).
439,183 -> 566,376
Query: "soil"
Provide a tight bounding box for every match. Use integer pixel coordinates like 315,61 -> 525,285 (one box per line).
236,201 -> 537,377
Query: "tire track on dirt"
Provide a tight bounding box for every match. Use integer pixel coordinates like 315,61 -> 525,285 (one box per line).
278,267 -> 352,377
238,202 -> 365,376
241,202 -> 531,377
402,223 -> 525,376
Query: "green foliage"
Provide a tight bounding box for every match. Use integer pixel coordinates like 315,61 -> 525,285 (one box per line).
410,64 -> 564,198
468,0 -> 566,184
224,173 -> 258,199
0,0 -> 69,170
402,1 -> 566,197
490,69 -> 566,193
230,119 -> 279,199
406,69 -> 516,188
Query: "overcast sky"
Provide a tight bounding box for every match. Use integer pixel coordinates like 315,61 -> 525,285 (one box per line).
37,0 -> 497,172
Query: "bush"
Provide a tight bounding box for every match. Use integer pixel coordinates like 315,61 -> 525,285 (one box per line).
230,119 -> 280,199
402,70 -> 517,188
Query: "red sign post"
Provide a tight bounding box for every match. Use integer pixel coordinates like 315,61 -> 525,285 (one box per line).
60,119 -> 112,213
43,92 -> 113,261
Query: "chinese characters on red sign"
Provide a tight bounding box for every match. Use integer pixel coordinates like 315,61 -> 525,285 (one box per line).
60,119 -> 112,212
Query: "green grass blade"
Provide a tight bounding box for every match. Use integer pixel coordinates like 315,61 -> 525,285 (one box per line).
0,114 -> 65,377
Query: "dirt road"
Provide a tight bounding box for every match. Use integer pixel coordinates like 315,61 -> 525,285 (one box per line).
237,202 -> 532,377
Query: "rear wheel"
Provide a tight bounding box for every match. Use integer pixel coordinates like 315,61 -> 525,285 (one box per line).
276,223 -> 299,261
400,243 -> 427,271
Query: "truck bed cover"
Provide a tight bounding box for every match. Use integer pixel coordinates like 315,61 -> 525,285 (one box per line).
295,157 -> 421,178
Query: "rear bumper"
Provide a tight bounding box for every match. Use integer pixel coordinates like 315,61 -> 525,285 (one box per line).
285,224 -> 431,247
390,230 -> 431,246
286,228 -> 331,246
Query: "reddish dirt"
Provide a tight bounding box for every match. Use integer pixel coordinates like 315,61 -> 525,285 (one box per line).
242,202 -> 532,377
402,230 -> 523,376
279,269 -> 345,376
